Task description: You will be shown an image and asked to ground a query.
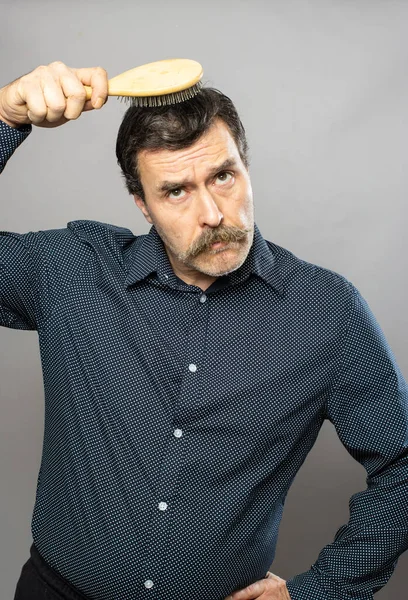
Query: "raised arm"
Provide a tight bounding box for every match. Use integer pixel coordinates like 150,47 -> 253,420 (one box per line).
0,62 -> 109,329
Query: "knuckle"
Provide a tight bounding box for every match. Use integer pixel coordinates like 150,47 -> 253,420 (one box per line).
72,89 -> 86,102
34,65 -> 48,76
53,103 -> 66,113
95,66 -> 107,74
31,111 -> 47,123
35,108 -> 47,118
48,60 -> 66,69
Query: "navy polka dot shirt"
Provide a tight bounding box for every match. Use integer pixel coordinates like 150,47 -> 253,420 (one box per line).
1,120 -> 407,600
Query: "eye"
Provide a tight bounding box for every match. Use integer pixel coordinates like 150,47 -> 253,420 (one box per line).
215,171 -> 234,185
168,188 -> 186,199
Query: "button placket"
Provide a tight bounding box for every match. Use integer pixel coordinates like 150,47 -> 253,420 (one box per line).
177,292 -> 209,418
141,291 -> 209,595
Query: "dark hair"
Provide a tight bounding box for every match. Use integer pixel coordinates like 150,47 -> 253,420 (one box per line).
115,87 -> 249,200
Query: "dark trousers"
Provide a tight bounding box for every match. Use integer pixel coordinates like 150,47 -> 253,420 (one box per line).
14,545 -> 90,600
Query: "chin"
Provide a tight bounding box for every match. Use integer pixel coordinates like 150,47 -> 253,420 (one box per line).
193,246 -> 249,278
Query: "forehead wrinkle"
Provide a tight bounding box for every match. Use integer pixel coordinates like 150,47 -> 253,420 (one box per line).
156,158 -> 238,193
142,121 -> 239,171
150,142 -> 226,171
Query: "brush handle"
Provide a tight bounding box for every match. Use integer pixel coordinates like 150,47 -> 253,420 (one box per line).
83,84 -> 130,100
84,86 -> 96,101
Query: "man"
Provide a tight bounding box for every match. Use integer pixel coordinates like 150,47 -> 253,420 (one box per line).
1,61 -> 407,600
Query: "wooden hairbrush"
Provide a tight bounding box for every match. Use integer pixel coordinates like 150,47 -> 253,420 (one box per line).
84,58 -> 203,107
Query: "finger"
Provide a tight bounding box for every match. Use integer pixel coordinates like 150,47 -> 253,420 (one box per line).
82,97 -> 109,113
82,99 -> 98,112
74,66 -> 109,109
88,67 -> 109,108
265,572 -> 287,586
265,574 -> 291,599
59,73 -> 87,120
20,80 -> 48,125
226,580 -> 267,599
41,71 -> 67,123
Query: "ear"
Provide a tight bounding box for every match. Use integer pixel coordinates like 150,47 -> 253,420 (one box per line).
134,195 -> 153,224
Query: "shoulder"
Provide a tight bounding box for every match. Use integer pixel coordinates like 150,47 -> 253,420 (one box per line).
53,219 -> 142,269
66,219 -> 137,247
1,219 -> 143,272
45,219 -> 140,256
265,238 -> 355,306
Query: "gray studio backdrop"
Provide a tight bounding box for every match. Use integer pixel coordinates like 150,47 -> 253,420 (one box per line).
1,1 -> 407,598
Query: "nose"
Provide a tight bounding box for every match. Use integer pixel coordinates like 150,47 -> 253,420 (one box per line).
197,188 -> 223,228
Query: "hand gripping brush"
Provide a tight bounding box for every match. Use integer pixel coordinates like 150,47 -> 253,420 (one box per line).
84,58 -> 203,107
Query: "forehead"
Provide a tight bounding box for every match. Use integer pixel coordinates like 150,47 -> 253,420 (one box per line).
138,119 -> 241,180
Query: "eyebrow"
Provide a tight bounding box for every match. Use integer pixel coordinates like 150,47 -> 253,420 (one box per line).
157,158 -> 238,194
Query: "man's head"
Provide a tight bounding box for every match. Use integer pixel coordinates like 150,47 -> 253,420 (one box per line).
116,88 -> 254,287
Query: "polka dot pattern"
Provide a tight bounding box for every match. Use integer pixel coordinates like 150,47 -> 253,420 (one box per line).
1,120 -> 408,599
0,120 -> 31,173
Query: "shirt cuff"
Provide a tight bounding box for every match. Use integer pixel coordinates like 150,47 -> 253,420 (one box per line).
0,118 -> 32,174
286,567 -> 332,600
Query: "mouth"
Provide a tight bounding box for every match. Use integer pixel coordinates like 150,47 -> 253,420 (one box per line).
210,240 -> 229,249
204,240 -> 239,256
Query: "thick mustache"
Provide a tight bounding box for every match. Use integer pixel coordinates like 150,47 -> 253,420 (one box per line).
188,226 -> 250,258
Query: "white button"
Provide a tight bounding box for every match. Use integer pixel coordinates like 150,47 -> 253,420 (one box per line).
158,501 -> 168,511
164,274 -> 169,279
173,428 -> 183,438
144,580 -> 154,589
188,363 -> 197,373
200,294 -> 207,303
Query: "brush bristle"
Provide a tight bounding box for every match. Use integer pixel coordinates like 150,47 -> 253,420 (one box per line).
119,81 -> 203,108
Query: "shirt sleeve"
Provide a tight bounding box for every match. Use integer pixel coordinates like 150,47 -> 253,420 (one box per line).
0,231 -> 43,330
286,283 -> 408,600
0,119 -> 39,330
0,118 -> 31,174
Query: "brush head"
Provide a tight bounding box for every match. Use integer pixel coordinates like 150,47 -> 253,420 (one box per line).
119,80 -> 203,107
84,59 -> 204,106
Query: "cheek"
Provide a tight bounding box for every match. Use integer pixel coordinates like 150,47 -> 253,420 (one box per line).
158,207 -> 198,240
156,213 -> 191,248
228,185 -> 253,220
153,207 -> 179,231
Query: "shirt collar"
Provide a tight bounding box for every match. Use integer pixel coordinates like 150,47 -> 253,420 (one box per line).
125,223 -> 284,295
